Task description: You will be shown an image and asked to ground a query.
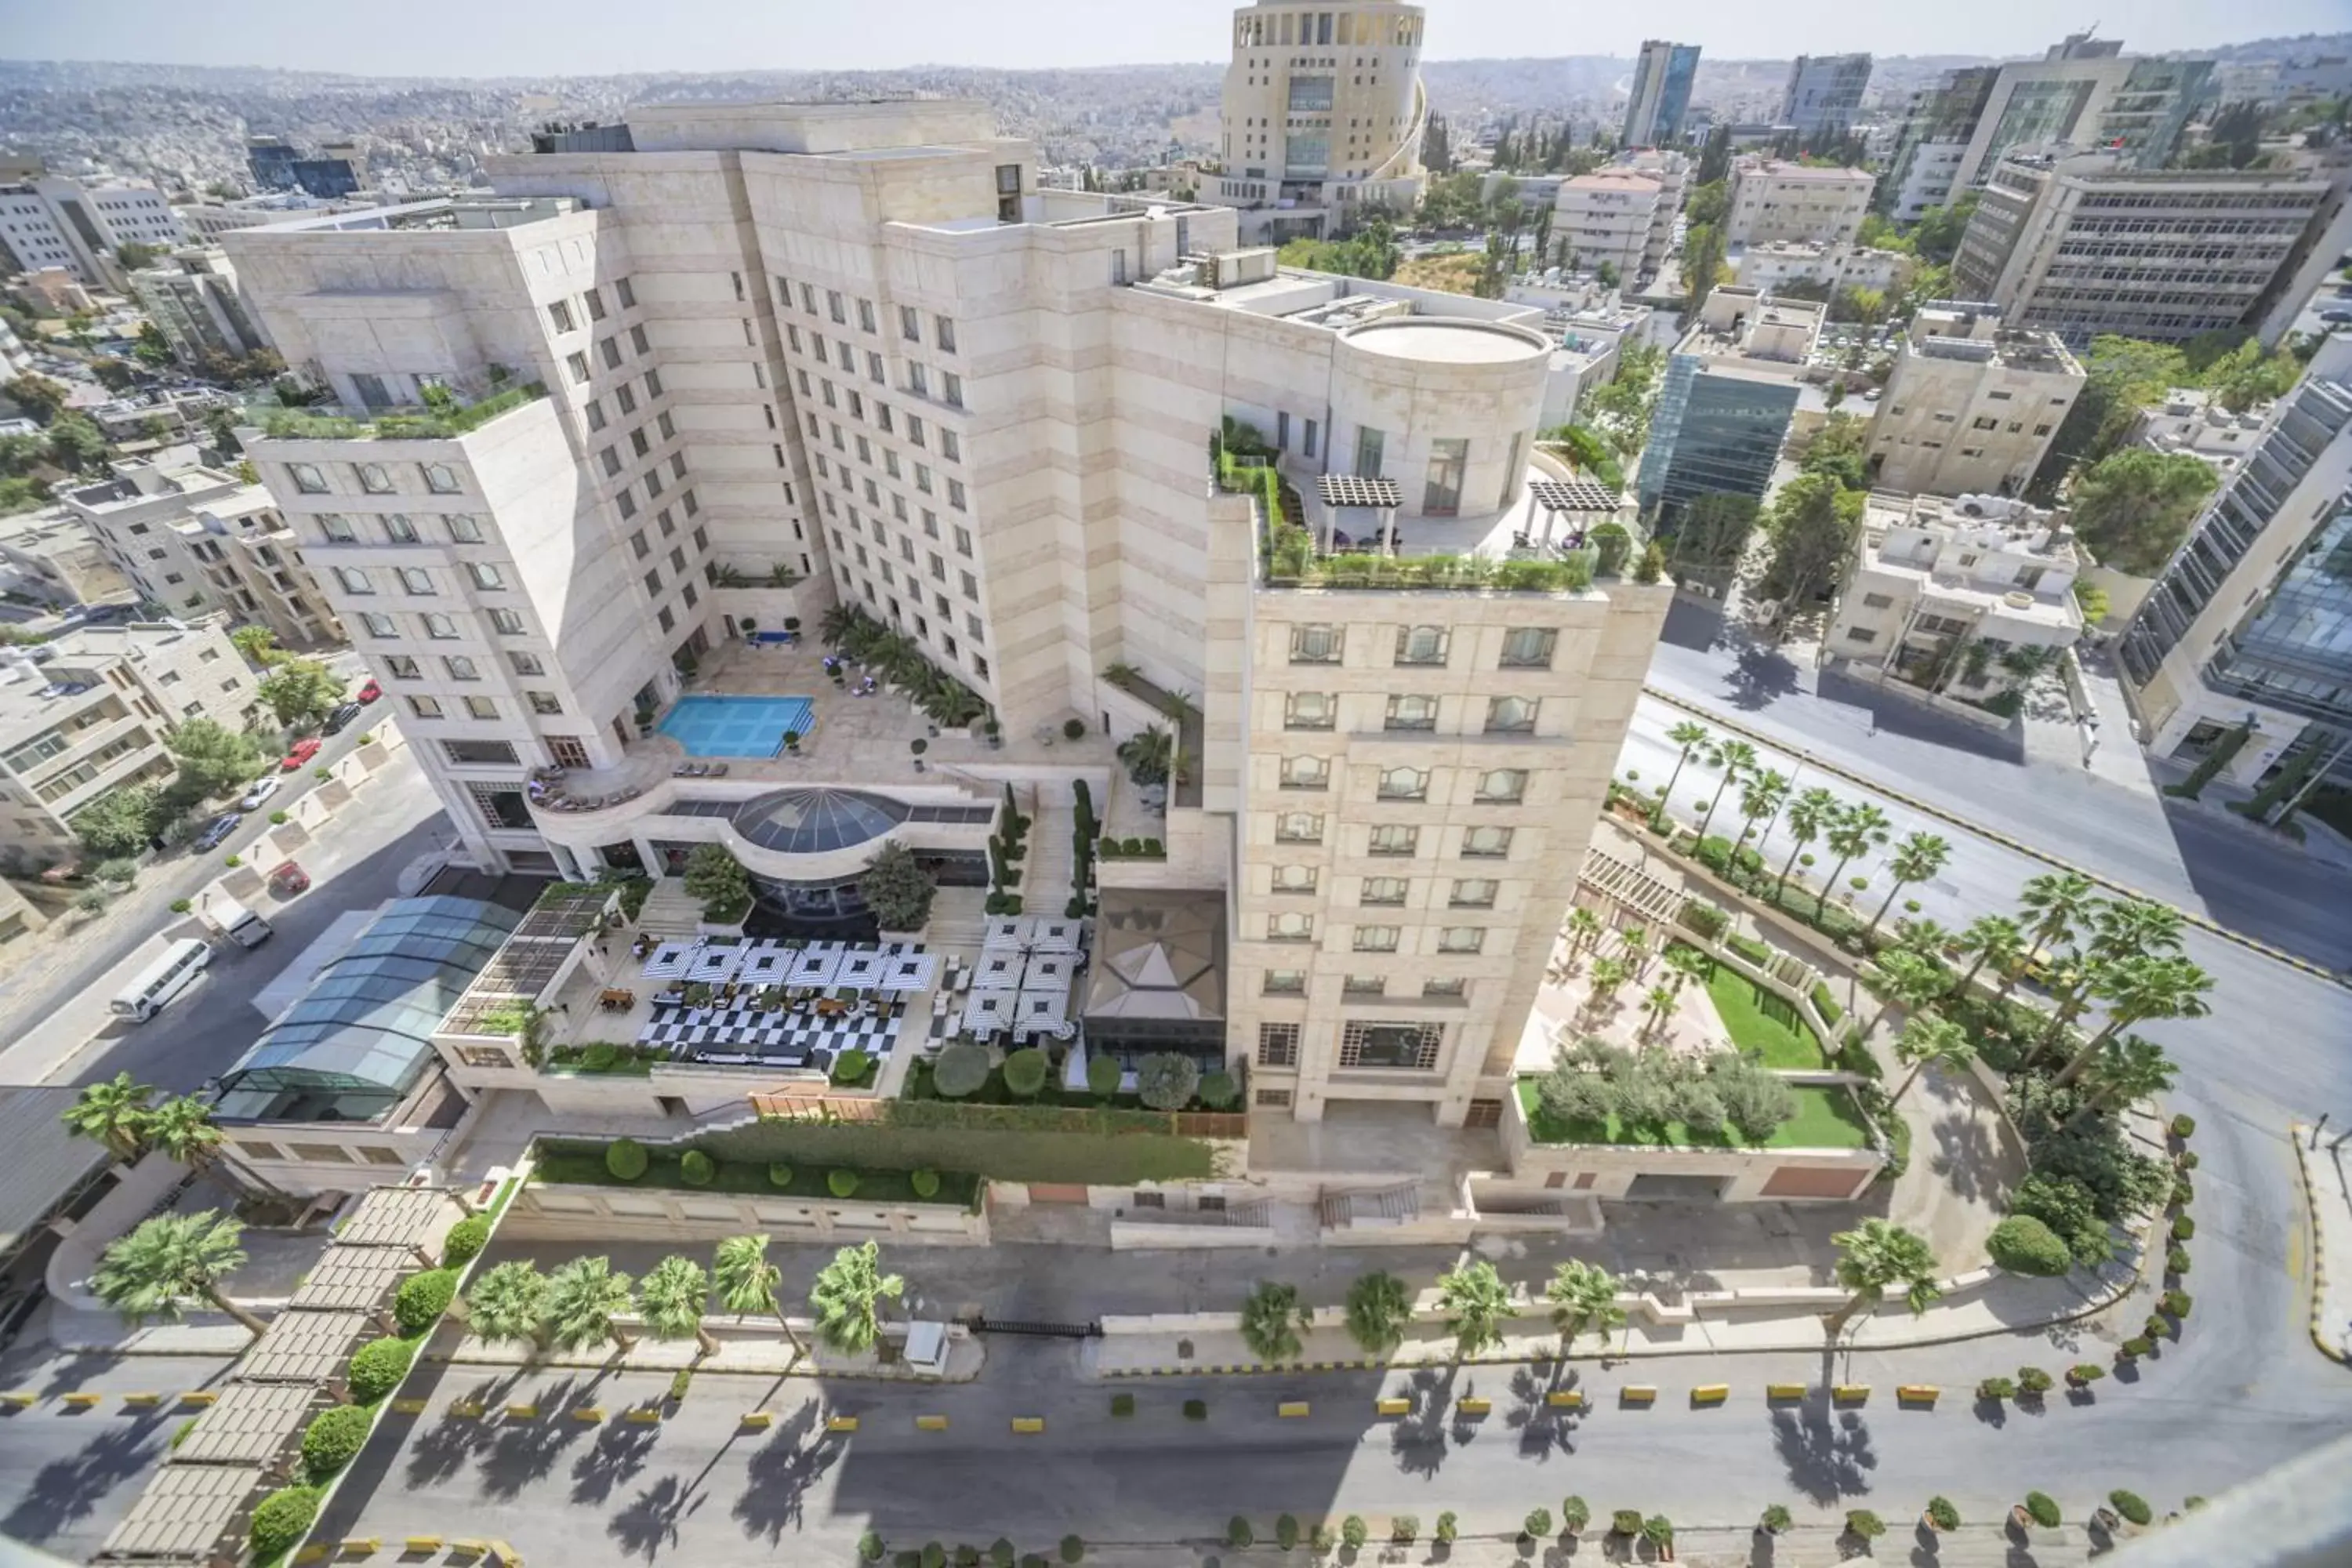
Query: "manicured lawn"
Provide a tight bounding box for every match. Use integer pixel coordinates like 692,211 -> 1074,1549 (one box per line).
1767,1083 -> 1876,1149
1676,942 -> 1829,1069
1515,1080 -> 1872,1151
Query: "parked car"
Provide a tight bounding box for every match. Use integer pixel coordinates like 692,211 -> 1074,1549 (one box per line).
355,677 -> 382,704
237,776 -> 281,812
321,702 -> 362,735
281,738 -> 322,771
193,814 -> 241,851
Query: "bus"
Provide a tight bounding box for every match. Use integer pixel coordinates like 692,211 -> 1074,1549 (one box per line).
111,938 -> 212,1022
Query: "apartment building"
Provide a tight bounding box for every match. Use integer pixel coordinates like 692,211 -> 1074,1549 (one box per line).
1781,54 -> 1873,145
1551,173 -> 1660,281
1867,301 -> 2084,497
1725,160 -> 1875,249
1826,492 -> 2085,696
2132,387 -> 2275,476
227,100 -> 1672,1128
127,246 -> 271,363
1610,148 -> 1689,279
0,616 -> 256,870
0,508 -> 134,609
66,451 -> 343,646
1635,287 -> 1815,526
2118,339 -> 2352,787
0,176 -> 187,288
1732,241 -> 1911,296
1207,0 -> 1430,244
1952,151 -> 2339,345
1621,41 -> 1701,148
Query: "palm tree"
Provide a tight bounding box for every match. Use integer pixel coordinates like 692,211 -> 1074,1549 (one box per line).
2086,898 -> 2186,965
2017,872 -> 2099,958
1820,802 -> 1891,915
1239,1281 -> 1312,1363
1951,914 -> 2027,998
1343,1271 -> 1414,1358
1867,948 -> 1949,1033
1565,906 -> 1603,956
1822,1220 -> 1941,1338
1116,725 -> 1174,787
1867,833 -> 1952,939
144,1095 -> 226,1174
467,1261 -> 553,1354
1889,1012 -> 1973,1102
1655,720 -> 1711,827
1662,944 -> 1712,993
2053,956 -> 2213,1087
1620,924 -> 1650,978
1893,916 -> 1954,967
637,1256 -> 717,1357
546,1256 -> 638,1353
1544,1261 -> 1624,1355
2065,1036 -> 2177,1127
1774,788 -> 1838,902
1730,768 -> 1792,868
91,1210 -> 266,1339
63,1072 -> 155,1161
1436,1260 -> 1516,1359
1639,984 -> 1679,1040
713,1234 -> 809,1358
809,1240 -> 905,1356
1585,956 -> 1630,1014
1695,740 -> 1758,842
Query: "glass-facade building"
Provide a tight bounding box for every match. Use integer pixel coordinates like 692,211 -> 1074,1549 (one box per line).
1623,42 -> 1702,147
1635,355 -> 1799,528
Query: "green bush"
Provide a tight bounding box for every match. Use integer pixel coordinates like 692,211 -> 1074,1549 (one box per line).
169,898 -> 193,914
1926,1497 -> 1961,1530
441,1215 -> 490,1269
1987,1214 -> 2072,1276
300,1404 -> 371,1482
989,1541 -> 1014,1568
1976,1376 -> 2016,1400
922,1546 -> 946,1568
860,1533 -> 885,1563
2024,1493 -> 2062,1529
1433,1513 -> 1457,1544
2162,1289 -> 2191,1316
250,1486 -> 323,1562
1085,1053 -> 1122,1098
1341,1515 -> 1368,1549
2172,1214 -> 2195,1240
769,1163 -> 794,1189
2170,1113 -> 2194,1139
1134,1051 -> 1200,1111
1523,1509 -> 1552,1540
910,1169 -> 941,1199
2145,1312 -> 2171,1338
2167,1246 -> 2191,1275
680,1150 -> 716,1186
1845,1510 -> 1883,1540
2017,1366 -> 2054,1395
896,1553 -> 920,1568
1760,1504 -> 1791,1533
954,1546 -> 978,1568
606,1138 -> 648,1181
392,1269 -> 458,1336
1182,1398 -> 1207,1421
1310,1524 -> 1335,1554
347,1336 -> 416,1403
2121,1335 -> 2154,1357
1109,1392 -> 1134,1417
829,1169 -> 860,1198
1225,1515 -> 1252,1548
831,1047 -> 873,1087
1058,1537 -> 1083,1564
1613,1510 -> 1643,1536
1001,1047 -> 1049,1098
1276,1515 -> 1301,1549
1677,898 -> 1728,939
933,1044 -> 992,1098
2110,1490 -> 2151,1526
583,1042 -> 619,1073
2071,1362 -> 2106,1384
2176,1149 -> 2199,1171
1196,1071 -> 1239,1109
1642,1516 -> 1674,1548
1390,1515 -> 1419,1543
1560,1496 -> 1589,1533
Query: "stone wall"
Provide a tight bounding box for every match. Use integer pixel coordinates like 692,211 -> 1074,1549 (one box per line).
506,1179 -> 990,1245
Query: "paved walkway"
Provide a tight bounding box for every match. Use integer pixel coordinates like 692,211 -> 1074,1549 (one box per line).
2295,1123 -> 2352,1364
1080,1523 -> 2118,1566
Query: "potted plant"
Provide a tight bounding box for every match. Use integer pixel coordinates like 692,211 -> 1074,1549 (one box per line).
1844,1509 -> 1884,1545
1611,1509 -> 1642,1539
1759,1505 -> 1791,1537
910,738 -> 927,772
2013,1493 -> 2060,1533
1559,1497 -> 1588,1538
1976,1375 -> 2016,1402
782,729 -> 802,754
1642,1515 -> 1675,1561
2016,1366 -> 2054,1401
2067,1362 -> 2106,1389
2107,1492 -> 2151,1532
1924,1497 -> 1960,1534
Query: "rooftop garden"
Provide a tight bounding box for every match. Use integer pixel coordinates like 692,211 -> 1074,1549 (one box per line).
535,1140 -> 982,1207
1672,942 -> 1832,1070
819,602 -> 989,729
257,379 -> 549,442
1515,1074 -> 1873,1151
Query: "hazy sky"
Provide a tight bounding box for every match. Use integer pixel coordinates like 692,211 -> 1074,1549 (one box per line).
4,0 -> 2337,78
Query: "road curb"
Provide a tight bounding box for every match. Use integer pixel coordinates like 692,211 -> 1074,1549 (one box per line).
1641,684 -> 2349,986
2290,1122 -> 2351,1367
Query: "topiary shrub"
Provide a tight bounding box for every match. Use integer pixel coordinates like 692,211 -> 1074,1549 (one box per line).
2162,1289 -> 2191,1317
2109,1490 -> 2151,1526
1976,1376 -> 2016,1401
922,1546 -> 946,1568
606,1138 -> 648,1181
1001,1047 -> 1049,1098
1434,1513 -> 1457,1544
769,1164 -> 794,1189
681,1150 -> 716,1186
1926,1497 -> 1961,1530
1225,1516 -> 1253,1548
2016,1366 -> 2053,1396
1085,1053 -> 1122,1098
828,1169 -> 860,1198
2120,1335 -> 2154,1357
1182,1398 -> 1207,1421
1987,1214 -> 2072,1276
1058,1536 -> 1083,1564
831,1047 -> 873,1087
1642,1516 -> 1674,1550
910,1169 -> 942,1200
1135,1051 -> 1200,1111
932,1044 -> 991,1098
860,1532 -> 885,1563
1276,1515 -> 1301,1550
2170,1112 -> 2194,1139
1341,1516 -> 1368,1550
2070,1362 -> 2106,1385
1523,1509 -> 1552,1541
1560,1496 -> 1589,1534
393,1269 -> 458,1336
347,1336 -> 417,1403
249,1485 -> 322,1563
299,1405 -> 371,1482
1845,1510 -> 1883,1540
2024,1493 -> 2061,1530
1612,1510 -> 1643,1537
2176,1149 -> 2199,1171
441,1215 -> 490,1270
1391,1515 -> 1419,1543
1759,1504 -> 1791,1534
1109,1392 -> 1134,1417
2172,1214 -> 2195,1240
2167,1246 -> 2191,1275
1310,1524 -> 1334,1554
1196,1071 -> 1238,1109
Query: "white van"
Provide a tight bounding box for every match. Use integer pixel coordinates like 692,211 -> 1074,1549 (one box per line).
111,938 -> 212,1022
200,895 -> 272,949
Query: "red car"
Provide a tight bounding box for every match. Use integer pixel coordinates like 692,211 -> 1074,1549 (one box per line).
356,677 -> 382,704
281,738 -> 323,771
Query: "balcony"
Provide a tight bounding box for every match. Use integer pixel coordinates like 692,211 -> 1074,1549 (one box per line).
252,380 -> 549,442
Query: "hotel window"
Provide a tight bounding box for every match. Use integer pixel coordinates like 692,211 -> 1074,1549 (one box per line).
1498,626 -> 1556,669
857,297 -> 876,333
827,289 -> 845,325
908,363 -> 929,397
900,305 -> 920,342
947,479 -> 967,511
1462,824 -> 1514,858
1263,971 -> 1307,998
1378,766 -> 1430,801
397,568 -> 434,596
464,696 -> 498,720
407,695 -> 443,719
422,613 -> 459,639
546,300 -> 575,333
1268,910 -> 1315,942
586,399 -> 606,431
941,429 -> 960,463
332,567 -> 373,595
1360,876 -> 1409,906
868,352 -> 885,385
507,650 -> 541,675
631,428 -> 651,459
442,655 -> 479,681
1353,426 -> 1385,478
1275,811 -> 1323,844
1352,925 -> 1400,953
489,608 -> 526,637
801,283 -> 817,314
583,286 -> 606,321
942,372 -> 963,408
909,416 -> 927,448
615,278 -> 635,307
446,514 -> 485,543
356,463 -> 394,495
1421,978 -> 1467,1001
1450,878 -> 1499,909
935,315 -> 957,353
1342,975 -> 1387,996
1486,695 -> 1537,734
384,655 -> 420,679
598,336 -> 622,369
465,562 -> 506,591
1439,926 -> 1484,954
1279,754 -> 1329,790
1340,1020 -> 1443,1070
1271,864 -> 1319,895
528,691 -> 563,715
1289,623 -> 1342,664
1385,693 -> 1437,731
1368,824 -> 1418,857
358,612 -> 397,638
422,463 -> 463,495
318,514 -> 355,543
1284,691 -> 1335,731
1394,625 -> 1447,666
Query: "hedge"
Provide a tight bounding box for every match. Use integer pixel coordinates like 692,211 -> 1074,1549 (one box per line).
348,1336 -> 417,1403
441,1215 -> 490,1269
535,1145 -> 978,1207
693,1102 -> 1225,1186
300,1405 -> 372,1482
392,1269 -> 458,1336
607,1138 -> 648,1181
250,1486 -> 322,1563
1987,1214 -> 2072,1276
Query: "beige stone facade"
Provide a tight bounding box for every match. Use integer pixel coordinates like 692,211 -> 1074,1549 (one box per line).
0,507 -> 132,609
1725,160 -> 1874,248
1867,302 -> 2084,498
1552,174 -> 1660,282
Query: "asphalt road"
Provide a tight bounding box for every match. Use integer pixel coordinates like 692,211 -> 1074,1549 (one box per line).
0,1349 -> 237,1561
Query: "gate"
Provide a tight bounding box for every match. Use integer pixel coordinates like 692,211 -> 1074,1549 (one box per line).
959,1315 -> 1103,1340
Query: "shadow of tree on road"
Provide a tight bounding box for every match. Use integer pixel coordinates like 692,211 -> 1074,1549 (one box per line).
571,1417 -> 662,1506
1503,1360 -> 1582,1460
1388,1364 -> 1462,1479
479,1376 -> 591,1501
731,1399 -> 840,1544
1767,1399 -> 1877,1505
0,1417 -> 165,1544
608,1472 -> 706,1561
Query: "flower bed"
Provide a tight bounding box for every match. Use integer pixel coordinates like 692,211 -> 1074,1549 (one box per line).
534,1145 -> 979,1207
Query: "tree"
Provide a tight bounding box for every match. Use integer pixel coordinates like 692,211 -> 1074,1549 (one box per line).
1802,414 -> 1870,489
1758,472 -> 1863,626
2067,1035 -> 2177,1127
1684,180 -> 1729,228
2053,956 -> 2212,1087
91,358 -> 138,394
714,1233 -> 808,1358
1670,492 -> 1760,573
1909,194 -> 1978,266
543,1255 -> 637,1353
116,241 -> 166,270
466,1261 -> 553,1353
133,321 -> 175,368
859,841 -> 936,931
164,718 -> 267,800
1565,905 -> 1603,956
1239,1281 -> 1312,1363
145,1094 -> 227,1173
2018,872 -> 2099,958
2,374 -> 67,423
809,1240 -> 905,1356
1639,983 -> 1679,1040
1694,739 -> 1757,841
1869,947 -> 1949,1033
1867,832 -> 1952,938
229,625 -> 284,666
45,414 -> 108,474
256,658 -> 344,728
1774,787 -> 1838,901
681,842 -> 751,917
637,1255 -> 717,1356
63,1071 -> 156,1160
1682,223 -> 1726,314
2202,336 -> 2300,413
1135,1051 -> 1201,1110
1343,1270 -> 1413,1356
1953,913 -> 2028,996
1823,1220 -> 1941,1338
1544,1260 -> 1624,1353
92,1210 -> 267,1338
1436,1260 -> 1515,1359
2086,898 -> 2184,966
1654,720 -> 1711,828
1586,956 -> 1630,1011
1890,1012 -> 1973,1101
2068,450 -> 2219,575
1820,801 -> 1891,913
1730,768 -> 1792,866
71,782 -> 159,859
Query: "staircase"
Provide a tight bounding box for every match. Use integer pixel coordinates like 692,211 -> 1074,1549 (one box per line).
1318,1185 -> 1421,1231
925,885 -> 991,950
633,877 -> 705,940
1023,795 -> 1076,914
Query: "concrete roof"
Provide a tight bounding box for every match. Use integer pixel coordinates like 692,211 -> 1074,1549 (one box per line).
333,1185 -> 459,1250
170,1381 -> 318,1466
0,1086 -> 115,1258
241,1307 -> 368,1382
99,1460 -> 258,1562
285,1246 -> 409,1312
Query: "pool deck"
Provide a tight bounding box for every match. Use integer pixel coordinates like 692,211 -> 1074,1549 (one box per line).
658,694 -> 818,758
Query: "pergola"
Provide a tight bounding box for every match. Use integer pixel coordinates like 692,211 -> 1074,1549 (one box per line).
1527,477 -> 1622,547
1316,474 -> 1404,555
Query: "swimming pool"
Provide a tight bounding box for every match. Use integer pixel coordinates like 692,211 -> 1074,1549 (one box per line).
657,695 -> 817,758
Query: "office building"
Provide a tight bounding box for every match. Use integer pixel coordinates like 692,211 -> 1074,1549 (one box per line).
1551,172 -> 1661,281
1207,0 -> 1430,244
2118,339 -> 2352,788
0,175 -> 187,288
0,615 -> 256,871
1884,67 -> 1999,221
1781,54 -> 1873,145
1725,159 -> 1875,248
1636,287 -> 1814,525
0,508 -> 134,610
227,99 -> 1672,1129
1953,151 -> 2339,345
247,136 -> 363,201
1946,39 -> 2215,195
1867,301 -> 2084,497
127,246 -> 271,363
1621,41 -> 1701,148
1826,492 -> 2084,695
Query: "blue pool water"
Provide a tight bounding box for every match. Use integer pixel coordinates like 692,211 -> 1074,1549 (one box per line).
658,695 -> 817,757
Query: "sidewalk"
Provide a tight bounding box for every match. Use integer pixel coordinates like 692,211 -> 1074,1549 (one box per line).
1067,1523 -> 2115,1566
2292,1121 -> 2352,1364
426,1319 -> 985,1382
